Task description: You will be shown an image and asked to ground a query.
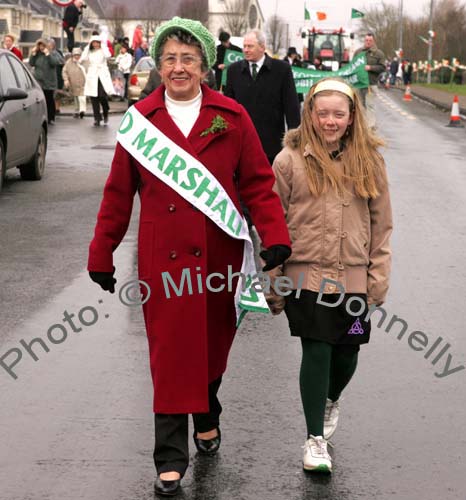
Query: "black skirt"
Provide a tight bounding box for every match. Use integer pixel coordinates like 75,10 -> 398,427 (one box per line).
284,290 -> 371,345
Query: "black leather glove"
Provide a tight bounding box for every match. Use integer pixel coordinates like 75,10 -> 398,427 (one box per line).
260,245 -> 291,272
89,266 -> 117,294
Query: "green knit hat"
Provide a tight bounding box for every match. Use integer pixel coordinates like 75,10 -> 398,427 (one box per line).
150,17 -> 216,69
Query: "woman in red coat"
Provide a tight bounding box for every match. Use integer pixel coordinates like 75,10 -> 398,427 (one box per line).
87,17 -> 291,497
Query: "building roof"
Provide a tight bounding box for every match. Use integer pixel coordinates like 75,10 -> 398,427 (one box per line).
0,0 -> 62,18
85,0 -> 182,20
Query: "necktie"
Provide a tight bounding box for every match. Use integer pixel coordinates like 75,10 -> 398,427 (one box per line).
251,63 -> 258,80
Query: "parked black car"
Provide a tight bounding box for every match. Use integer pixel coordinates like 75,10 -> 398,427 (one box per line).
0,48 -> 48,193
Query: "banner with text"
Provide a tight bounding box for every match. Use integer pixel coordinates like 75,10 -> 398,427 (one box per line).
221,50 -> 369,93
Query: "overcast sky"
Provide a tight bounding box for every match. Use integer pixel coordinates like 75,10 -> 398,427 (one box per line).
261,0 -> 431,27
258,0 -> 438,52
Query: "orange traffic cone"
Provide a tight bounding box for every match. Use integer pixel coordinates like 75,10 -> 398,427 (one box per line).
403,85 -> 412,101
446,95 -> 464,128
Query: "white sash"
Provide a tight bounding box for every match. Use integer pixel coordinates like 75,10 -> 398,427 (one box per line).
117,106 -> 269,325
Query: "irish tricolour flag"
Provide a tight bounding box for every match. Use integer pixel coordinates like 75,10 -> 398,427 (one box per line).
304,2 -> 327,21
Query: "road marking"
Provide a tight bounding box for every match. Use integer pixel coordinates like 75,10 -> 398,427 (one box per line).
375,91 -> 417,120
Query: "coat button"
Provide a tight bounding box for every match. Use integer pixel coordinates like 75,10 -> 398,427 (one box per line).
193,248 -> 202,257
343,200 -> 350,207
337,263 -> 345,270
341,231 -> 347,238
168,204 -> 176,212
169,250 -> 177,259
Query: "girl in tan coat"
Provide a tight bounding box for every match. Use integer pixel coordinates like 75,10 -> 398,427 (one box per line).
268,77 -> 393,473
62,47 -> 87,118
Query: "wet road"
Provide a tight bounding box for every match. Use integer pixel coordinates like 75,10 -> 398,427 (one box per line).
1,93 -> 466,500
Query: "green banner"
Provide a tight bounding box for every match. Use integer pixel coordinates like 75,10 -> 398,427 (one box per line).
292,53 -> 369,93
221,49 -> 244,87
220,50 -> 368,94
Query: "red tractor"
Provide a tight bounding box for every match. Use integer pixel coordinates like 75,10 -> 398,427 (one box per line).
302,27 -> 352,70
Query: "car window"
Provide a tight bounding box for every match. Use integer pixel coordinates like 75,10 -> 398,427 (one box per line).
0,54 -> 18,93
137,58 -> 155,72
7,56 -> 32,91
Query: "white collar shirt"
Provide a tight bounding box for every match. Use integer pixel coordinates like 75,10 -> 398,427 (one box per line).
249,55 -> 266,77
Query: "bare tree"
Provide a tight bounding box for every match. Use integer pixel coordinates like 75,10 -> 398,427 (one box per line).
107,5 -> 128,40
358,0 -> 466,64
358,1 -> 399,57
222,0 -> 249,36
141,0 -> 172,39
178,0 -> 209,25
431,0 -> 466,62
266,15 -> 285,54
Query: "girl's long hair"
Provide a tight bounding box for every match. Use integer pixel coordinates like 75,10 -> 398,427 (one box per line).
299,77 -> 386,199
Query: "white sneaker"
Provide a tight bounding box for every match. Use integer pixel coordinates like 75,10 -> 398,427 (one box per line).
302,435 -> 332,472
324,398 -> 340,440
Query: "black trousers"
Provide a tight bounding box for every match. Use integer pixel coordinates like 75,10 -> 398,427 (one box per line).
43,89 -> 55,123
64,26 -> 75,53
90,79 -> 109,123
123,73 -> 129,99
153,376 -> 222,477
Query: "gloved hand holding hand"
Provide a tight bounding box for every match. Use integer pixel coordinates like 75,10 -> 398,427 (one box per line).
260,245 -> 291,272
89,266 -> 117,293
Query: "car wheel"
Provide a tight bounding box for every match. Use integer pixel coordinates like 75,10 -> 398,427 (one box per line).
19,127 -> 47,181
0,138 -> 5,193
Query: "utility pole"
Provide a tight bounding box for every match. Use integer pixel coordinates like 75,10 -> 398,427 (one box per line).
427,0 -> 434,84
398,0 -> 403,55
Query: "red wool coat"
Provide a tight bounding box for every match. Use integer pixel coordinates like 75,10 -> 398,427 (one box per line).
88,84 -> 291,413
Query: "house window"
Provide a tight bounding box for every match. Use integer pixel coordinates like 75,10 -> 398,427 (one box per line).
12,10 -> 21,25
248,4 -> 258,29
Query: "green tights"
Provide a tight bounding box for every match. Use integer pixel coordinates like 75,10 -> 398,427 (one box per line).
300,338 -> 359,437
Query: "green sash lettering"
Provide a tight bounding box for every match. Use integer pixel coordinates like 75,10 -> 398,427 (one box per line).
118,111 -> 133,134
164,154 -> 187,183
194,178 -> 220,207
132,128 -> 158,157
227,208 -> 239,232
211,199 -> 227,222
149,147 -> 170,170
180,167 -> 203,190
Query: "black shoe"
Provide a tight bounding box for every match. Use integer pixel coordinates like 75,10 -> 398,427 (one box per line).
48,120 -> 55,125
79,112 -> 85,119
193,427 -> 221,455
103,115 -> 108,125
93,120 -> 100,127
154,477 -> 181,497
73,113 -> 79,119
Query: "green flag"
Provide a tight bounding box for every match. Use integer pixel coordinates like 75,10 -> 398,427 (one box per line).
305,2 -> 311,20
351,8 -> 364,19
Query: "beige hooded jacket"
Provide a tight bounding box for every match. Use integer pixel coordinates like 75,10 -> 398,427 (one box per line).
266,129 -> 393,314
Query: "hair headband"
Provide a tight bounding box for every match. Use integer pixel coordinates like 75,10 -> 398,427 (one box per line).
312,80 -> 354,102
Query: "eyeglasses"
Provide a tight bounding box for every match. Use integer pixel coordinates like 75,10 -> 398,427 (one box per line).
160,54 -> 201,68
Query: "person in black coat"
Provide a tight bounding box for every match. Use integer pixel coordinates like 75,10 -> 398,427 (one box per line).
224,30 -> 300,164
213,31 -> 242,90
283,47 -> 303,103
63,0 -> 84,53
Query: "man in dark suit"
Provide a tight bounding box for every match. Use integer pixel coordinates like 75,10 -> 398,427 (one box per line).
224,30 -> 300,164
213,31 -> 242,90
